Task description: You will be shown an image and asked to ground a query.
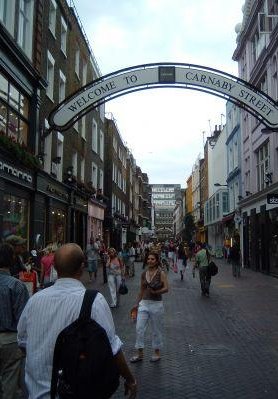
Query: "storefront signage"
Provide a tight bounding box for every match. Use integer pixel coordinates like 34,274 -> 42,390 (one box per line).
0,160 -> 33,183
47,184 -> 68,201
49,63 -> 278,131
267,193 -> 278,204
74,195 -> 88,211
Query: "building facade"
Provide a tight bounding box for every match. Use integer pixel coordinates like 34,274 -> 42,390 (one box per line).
151,184 -> 181,241
233,0 -> 278,275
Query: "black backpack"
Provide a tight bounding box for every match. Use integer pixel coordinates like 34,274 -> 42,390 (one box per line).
50,290 -> 120,399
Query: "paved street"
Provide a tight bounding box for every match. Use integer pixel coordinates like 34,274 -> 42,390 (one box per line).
85,259 -> 278,399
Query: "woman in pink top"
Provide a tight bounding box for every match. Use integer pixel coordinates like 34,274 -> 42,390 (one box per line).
40,244 -> 55,286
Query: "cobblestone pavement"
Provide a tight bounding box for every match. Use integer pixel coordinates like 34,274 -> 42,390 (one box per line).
84,259 -> 278,399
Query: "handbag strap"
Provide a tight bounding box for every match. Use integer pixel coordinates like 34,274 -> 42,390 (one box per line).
79,289 -> 98,320
205,249 -> 210,265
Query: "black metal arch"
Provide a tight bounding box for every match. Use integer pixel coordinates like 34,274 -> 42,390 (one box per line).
48,62 -> 278,132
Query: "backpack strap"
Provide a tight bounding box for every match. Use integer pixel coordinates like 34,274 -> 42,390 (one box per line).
79,289 -> 98,320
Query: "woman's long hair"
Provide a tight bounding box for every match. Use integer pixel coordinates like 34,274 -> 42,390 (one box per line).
147,251 -> 161,267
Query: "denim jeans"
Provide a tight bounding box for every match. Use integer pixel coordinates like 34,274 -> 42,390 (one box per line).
199,266 -> 211,293
135,300 -> 164,350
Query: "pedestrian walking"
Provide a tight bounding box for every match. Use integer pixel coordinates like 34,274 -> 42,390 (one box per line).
229,242 -> 241,277
194,242 -> 211,297
99,240 -> 108,284
127,243 -> 136,277
85,238 -> 99,281
4,235 -> 27,278
130,251 -> 169,363
17,243 -> 137,399
106,248 -> 125,308
40,243 -> 56,287
176,243 -> 187,280
0,243 -> 29,399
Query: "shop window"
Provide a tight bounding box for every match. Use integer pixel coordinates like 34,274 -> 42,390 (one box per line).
2,194 -> 29,240
50,208 -> 66,244
0,72 -> 29,145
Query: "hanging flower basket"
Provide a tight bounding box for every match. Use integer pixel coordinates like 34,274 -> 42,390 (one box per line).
0,131 -> 41,170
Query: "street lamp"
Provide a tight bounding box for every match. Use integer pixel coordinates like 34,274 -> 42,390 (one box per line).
214,183 -> 228,187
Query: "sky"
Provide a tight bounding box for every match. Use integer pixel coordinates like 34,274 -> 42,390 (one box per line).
74,0 -> 244,187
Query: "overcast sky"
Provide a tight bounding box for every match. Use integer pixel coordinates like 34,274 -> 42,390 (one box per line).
74,0 -> 244,187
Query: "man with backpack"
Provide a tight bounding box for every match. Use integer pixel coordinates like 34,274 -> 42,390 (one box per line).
17,243 -> 137,399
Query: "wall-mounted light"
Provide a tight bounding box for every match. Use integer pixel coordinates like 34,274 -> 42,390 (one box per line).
52,156 -> 61,164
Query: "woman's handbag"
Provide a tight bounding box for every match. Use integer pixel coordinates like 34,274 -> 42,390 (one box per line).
173,263 -> 178,273
119,279 -> 128,295
208,261 -> 218,276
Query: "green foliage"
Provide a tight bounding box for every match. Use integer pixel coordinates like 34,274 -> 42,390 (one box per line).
0,131 -> 41,169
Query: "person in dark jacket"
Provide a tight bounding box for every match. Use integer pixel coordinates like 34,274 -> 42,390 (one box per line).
0,243 -> 29,398
229,242 -> 241,277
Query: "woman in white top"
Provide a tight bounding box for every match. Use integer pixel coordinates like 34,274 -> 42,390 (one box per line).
106,248 -> 125,308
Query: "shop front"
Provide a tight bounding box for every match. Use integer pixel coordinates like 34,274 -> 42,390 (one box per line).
0,154 -> 35,247
71,192 -> 88,250
240,186 -> 278,277
36,172 -> 70,246
88,198 -> 105,243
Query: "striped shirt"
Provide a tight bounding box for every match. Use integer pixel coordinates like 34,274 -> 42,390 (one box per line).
0,269 -> 29,336
17,278 -> 122,399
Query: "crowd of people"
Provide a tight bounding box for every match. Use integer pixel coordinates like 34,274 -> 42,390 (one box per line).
0,233 -> 241,399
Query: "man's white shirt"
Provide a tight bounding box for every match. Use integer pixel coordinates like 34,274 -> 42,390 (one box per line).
18,278 -> 122,399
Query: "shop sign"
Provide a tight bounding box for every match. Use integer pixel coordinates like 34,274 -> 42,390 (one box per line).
88,203 -> 104,220
50,63 -> 278,131
0,160 -> 33,184
74,195 -> 88,211
47,184 -> 69,202
267,193 -> 278,204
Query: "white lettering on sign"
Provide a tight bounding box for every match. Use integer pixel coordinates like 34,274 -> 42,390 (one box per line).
49,64 -> 278,130
269,197 -> 278,204
0,161 -> 33,183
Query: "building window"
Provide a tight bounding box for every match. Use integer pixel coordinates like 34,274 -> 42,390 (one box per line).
91,162 -> 97,188
0,0 -> 15,35
222,192 -> 229,214
0,72 -> 29,145
17,0 -> 34,59
80,156 -> 85,181
49,0 -> 56,37
99,168 -> 103,190
56,132 -> 63,182
92,119 -> 98,153
271,55 -> 278,100
59,70 -> 66,102
72,151 -> 77,177
2,194 -> 29,241
75,48 -> 80,78
82,62 -> 87,86
46,51 -> 55,100
61,16 -> 67,55
99,130 -> 104,160
81,116 -> 86,139
113,136 -> 117,152
256,141 -> 270,191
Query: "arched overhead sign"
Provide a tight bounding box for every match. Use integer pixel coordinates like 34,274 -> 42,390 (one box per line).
48,62 -> 278,132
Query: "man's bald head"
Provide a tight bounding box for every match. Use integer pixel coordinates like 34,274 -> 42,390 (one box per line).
54,243 -> 85,278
